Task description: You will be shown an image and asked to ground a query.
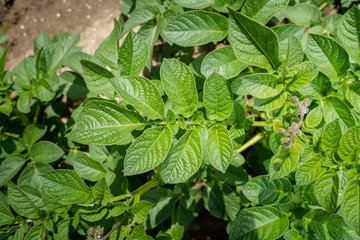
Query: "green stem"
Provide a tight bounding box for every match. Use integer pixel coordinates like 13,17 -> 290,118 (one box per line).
252,121 -> 268,127
236,132 -> 264,154
109,179 -> 160,203
33,104 -> 41,124
318,2 -> 327,10
99,217 -> 125,240
3,132 -> 19,138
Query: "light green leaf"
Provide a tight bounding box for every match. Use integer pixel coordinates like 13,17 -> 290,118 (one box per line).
129,201 -> 154,224
163,10 -> 228,47
207,124 -> 233,173
110,76 -> 165,119
242,0 -> 289,24
138,22 -> 160,70
24,226 -> 44,240
286,3 -> 321,27
322,96 -> 355,129
124,126 -> 172,175
122,7 -> 160,35
160,59 -> 198,118
338,5 -> 360,64
269,146 -> 300,179
161,129 -> 202,184
241,73 -> 282,99
33,79 -> 55,102
16,91 -> 31,114
228,8 -> 282,71
243,175 -> 291,205
227,101 -> 246,127
118,31 -> 148,76
303,209 -> 360,240
298,73 -> 331,100
17,162 -> 53,189
287,61 -> 319,91
30,141 -> 64,163
80,60 -> 114,94
8,182 -> 40,219
320,119 -> 342,154
54,219 -> 70,240
34,32 -> 52,54
314,171 -> 339,212
254,92 -> 287,111
203,73 -> 233,121
22,124 -> 47,147
0,155 -> 27,187
80,208 -> 107,222
67,98 -> 145,145
93,179 -> 111,206
346,82 -> 360,112
306,34 -> 350,81
73,154 -> 106,182
337,125 -> 360,162
295,154 -> 324,185
41,170 -> 93,205
0,192 -> 14,227
94,19 -> 121,68
200,46 -> 247,79
173,0 -> 214,9
230,206 -> 289,240
342,178 -> 360,234
304,106 -> 322,129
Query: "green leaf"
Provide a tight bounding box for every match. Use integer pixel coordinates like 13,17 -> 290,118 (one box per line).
320,119 -> 342,154
203,73 -> 233,121
138,22 -> 160,70
30,141 -> 64,163
243,175 -> 291,205
22,124 -> 47,147
200,46 -> 247,79
0,192 -> 14,227
303,209 -> 360,240
299,73 -> 331,100
34,32 -> 52,54
33,79 -> 55,102
286,3 -> 321,27
73,154 -> 106,182
80,208 -> 107,222
54,219 -> 69,240
63,51 -> 103,75
122,6 -> 160,35
124,126 -> 172,175
94,19 -> 121,68
346,82 -> 360,112
163,10 -> 228,47
342,178 -> 360,234
314,171 -> 339,212
40,36 -> 79,75
80,60 -> 114,94
118,31 -> 148,76
227,101 -> 246,127
161,129 -> 202,184
173,0 -> 214,9
160,59 -> 198,118
206,124 -> 233,173
269,146 -> 300,179
306,34 -> 350,81
41,170 -> 93,205
228,8 -> 282,71
8,182 -> 40,219
230,206 -> 289,240
129,201 -> 154,224
304,106 -> 322,129
241,73 -> 282,99
295,154 -> 324,185
59,71 -> 88,99
242,0 -> 289,24
67,99 -> 144,145
214,155 -> 248,186
24,226 -> 44,240
128,225 -> 153,240
0,155 -> 27,187
16,91 -> 31,114
287,61 -> 319,91
338,5 -> 360,64
254,92 -> 287,111
17,162 -> 53,189
93,179 -> 111,206
110,76 -> 165,119
322,97 -> 355,129
337,125 -> 360,162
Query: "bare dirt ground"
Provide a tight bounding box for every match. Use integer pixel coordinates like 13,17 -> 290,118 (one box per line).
0,0 -> 121,70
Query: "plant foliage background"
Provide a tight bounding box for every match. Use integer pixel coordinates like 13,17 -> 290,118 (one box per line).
1,0 -> 360,239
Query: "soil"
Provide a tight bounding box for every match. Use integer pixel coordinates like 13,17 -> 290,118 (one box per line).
0,0 -> 121,70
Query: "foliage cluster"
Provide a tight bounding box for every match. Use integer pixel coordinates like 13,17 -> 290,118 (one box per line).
1,0 -> 360,239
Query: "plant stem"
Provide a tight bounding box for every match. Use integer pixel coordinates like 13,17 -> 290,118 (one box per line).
33,104 -> 41,124
236,132 -> 264,154
252,121 -> 268,127
318,2 -> 327,10
99,217 -> 125,240
109,179 -> 160,203
3,132 -> 19,138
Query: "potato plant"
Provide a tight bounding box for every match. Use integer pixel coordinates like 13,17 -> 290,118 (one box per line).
1,0 -> 360,239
